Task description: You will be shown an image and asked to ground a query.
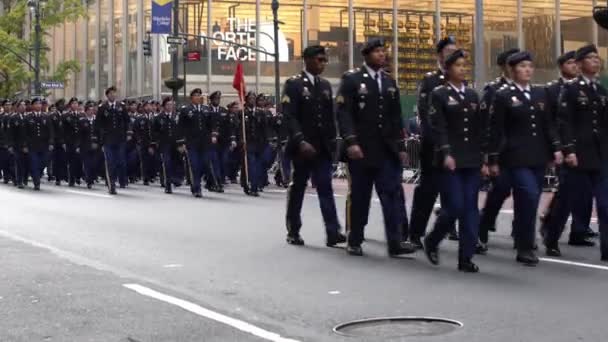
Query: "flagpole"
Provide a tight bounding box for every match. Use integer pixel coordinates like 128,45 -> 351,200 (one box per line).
239,82 -> 250,190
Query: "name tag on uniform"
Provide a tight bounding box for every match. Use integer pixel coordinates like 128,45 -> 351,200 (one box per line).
358,84 -> 368,96
511,96 -> 522,107
447,96 -> 458,106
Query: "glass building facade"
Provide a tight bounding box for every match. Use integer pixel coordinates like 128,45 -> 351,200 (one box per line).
45,0 -> 607,115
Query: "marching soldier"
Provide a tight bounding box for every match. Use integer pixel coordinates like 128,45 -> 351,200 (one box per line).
62,97 -> 83,187
487,51 -> 563,266
225,102 -> 241,184
133,100 -> 157,185
97,86 -> 130,194
336,39 -> 416,257
258,94 -> 275,191
22,98 -> 55,191
0,100 -> 13,184
8,100 -> 29,188
218,99 -> 239,185
540,51 -> 596,256
207,91 -> 227,192
126,100 -> 140,184
409,37 -> 458,248
240,91 -> 267,196
281,45 -> 346,247
49,99 -> 66,185
423,49 -> 486,272
545,44 -> 608,262
273,108 -> 290,188
153,97 -> 184,194
79,102 -> 102,189
477,48 -> 520,252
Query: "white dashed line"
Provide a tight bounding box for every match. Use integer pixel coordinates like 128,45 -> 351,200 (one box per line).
123,284 -> 301,342
64,190 -> 113,198
162,264 -> 183,268
540,258 -> 608,271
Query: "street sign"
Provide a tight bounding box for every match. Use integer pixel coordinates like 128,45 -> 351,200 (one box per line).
40,81 -> 64,89
185,51 -> 201,62
166,36 -> 187,45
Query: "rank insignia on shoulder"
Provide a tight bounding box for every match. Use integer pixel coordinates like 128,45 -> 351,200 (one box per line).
281,95 -> 290,104
335,95 -> 345,104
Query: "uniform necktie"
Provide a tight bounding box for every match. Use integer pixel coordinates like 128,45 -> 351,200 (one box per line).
458,90 -> 466,100
375,73 -> 381,91
314,76 -> 321,87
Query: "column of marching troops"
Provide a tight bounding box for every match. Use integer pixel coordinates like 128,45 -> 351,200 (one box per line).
1,38 -> 607,272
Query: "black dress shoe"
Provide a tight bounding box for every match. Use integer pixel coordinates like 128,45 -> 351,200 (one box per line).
165,188 -> 173,194
448,229 -> 459,241
601,255 -> 608,262
286,234 -> 305,246
17,184 -> 24,189
326,233 -> 347,247
409,236 -> 424,250
545,246 -> 562,257
458,259 -> 479,273
33,184 -> 40,191
488,225 -> 496,232
568,236 -> 596,247
251,191 -> 260,197
423,236 -> 439,265
516,250 -> 539,266
194,191 -> 202,198
87,183 -> 93,189
55,180 -> 61,186
475,242 -> 488,255
143,180 -> 150,186
388,241 -> 417,257
346,245 -> 363,256
109,187 -> 117,195
217,186 -> 225,193
68,182 -> 75,187
585,228 -> 599,238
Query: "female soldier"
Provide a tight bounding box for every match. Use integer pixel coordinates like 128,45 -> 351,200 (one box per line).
487,51 -> 563,266
423,49 -> 486,273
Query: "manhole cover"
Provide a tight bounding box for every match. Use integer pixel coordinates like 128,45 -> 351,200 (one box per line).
333,316 -> 463,338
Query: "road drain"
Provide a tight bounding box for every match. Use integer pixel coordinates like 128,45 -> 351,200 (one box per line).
333,316 -> 463,338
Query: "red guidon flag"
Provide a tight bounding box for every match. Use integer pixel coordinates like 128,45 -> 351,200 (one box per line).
232,63 -> 246,103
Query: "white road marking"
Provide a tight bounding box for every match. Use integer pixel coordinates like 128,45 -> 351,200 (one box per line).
123,284 -> 301,342
328,291 -> 341,295
64,190 -> 113,198
540,258 -> 608,271
264,189 -> 287,194
162,264 -> 183,268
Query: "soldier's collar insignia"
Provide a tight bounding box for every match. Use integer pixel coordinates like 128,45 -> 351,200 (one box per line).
281,95 -> 290,104
363,73 -> 369,78
358,83 -> 368,95
335,95 -> 345,104
439,75 -> 445,80
580,81 -> 586,86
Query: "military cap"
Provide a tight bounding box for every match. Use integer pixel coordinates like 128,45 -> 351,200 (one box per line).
362,39 -> 385,55
209,91 -> 222,100
445,49 -> 467,68
245,91 -> 257,100
161,96 -> 174,107
557,51 -> 576,66
30,97 -> 42,105
68,97 -> 79,105
436,36 -> 456,53
41,99 -> 48,105
227,101 -> 239,108
256,93 -> 267,101
507,51 -> 533,66
303,45 -> 326,59
575,44 -> 598,61
497,48 -> 520,66
190,88 -> 203,97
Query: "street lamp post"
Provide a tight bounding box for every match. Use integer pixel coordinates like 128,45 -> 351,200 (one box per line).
271,0 -> 280,110
27,0 -> 45,96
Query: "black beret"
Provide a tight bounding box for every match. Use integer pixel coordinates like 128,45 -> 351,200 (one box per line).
30,97 -> 42,105
41,99 -> 48,105
245,91 -> 257,99
190,88 -> 202,97
145,99 -> 155,105
575,44 -> 598,61
557,51 -> 576,66
209,91 -> 222,100
362,39 -> 385,55
497,48 -> 520,66
507,51 -> 533,66
126,99 -> 137,105
161,96 -> 174,107
85,102 -> 95,109
303,45 -> 326,58
256,93 -> 267,101
444,49 -> 467,68
19,99 -> 30,106
436,36 -> 456,53
0,99 -> 7,106
105,86 -> 117,96
227,101 -> 239,108
68,97 -> 79,105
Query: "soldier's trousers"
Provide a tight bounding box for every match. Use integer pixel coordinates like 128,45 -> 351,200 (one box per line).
52,147 -> 67,182
205,145 -> 222,188
103,143 -> 127,188
508,167 -> 545,252
82,149 -> 103,185
29,150 -> 49,187
260,143 -> 275,186
223,147 -> 240,181
346,158 -> 402,247
0,148 -> 12,182
427,168 -> 480,259
140,148 -> 157,182
13,151 -> 28,186
127,147 -> 139,180
66,146 -> 83,184
286,156 -> 340,236
241,150 -> 261,191
479,172 -> 513,243
186,147 -> 213,193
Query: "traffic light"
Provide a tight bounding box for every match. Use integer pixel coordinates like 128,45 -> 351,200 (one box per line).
143,40 -> 151,56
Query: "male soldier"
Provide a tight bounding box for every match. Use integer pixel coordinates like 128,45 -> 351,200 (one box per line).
218,98 -> 239,185
541,51 -> 596,256
409,37 -> 458,248
477,48 -> 521,253
79,101 -> 102,189
49,99 -> 66,185
125,100 -> 140,183
206,91 -> 228,192
240,91 -> 267,196
62,97 -> 83,186
0,100 -> 12,184
97,86 -> 130,194
133,100 -> 157,185
22,98 -> 54,190
545,44 -> 608,261
225,102 -> 241,184
273,107 -> 290,188
8,100 -> 29,188
336,39 -> 417,257
153,97 -> 184,194
282,45 -> 346,247
258,94 -> 275,190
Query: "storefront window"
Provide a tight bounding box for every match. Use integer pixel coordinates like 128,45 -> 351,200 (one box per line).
307,0 -> 349,79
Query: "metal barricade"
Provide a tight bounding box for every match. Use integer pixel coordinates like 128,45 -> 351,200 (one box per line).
403,136 -> 421,184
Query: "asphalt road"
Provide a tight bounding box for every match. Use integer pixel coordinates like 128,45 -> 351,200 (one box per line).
0,180 -> 606,342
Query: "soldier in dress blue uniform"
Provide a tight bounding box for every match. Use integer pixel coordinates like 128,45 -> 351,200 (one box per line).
273,107 -> 290,188
225,102 -> 242,184
62,97 -> 83,187
22,97 -> 55,191
133,100 -> 157,185
125,100 -> 140,184
240,91 -> 267,196
97,86 -> 130,194
423,50 -> 487,272
154,97 -> 184,194
487,51 -> 563,266
217,99 -> 239,185
541,51 -> 596,256
281,45 -> 346,247
409,37 -> 459,248
206,91 -> 227,192
8,100 -> 29,188
545,45 -> 608,262
79,102 -> 102,189
477,48 -> 520,253
0,100 -> 13,184
49,99 -> 66,186
336,39 -> 417,257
